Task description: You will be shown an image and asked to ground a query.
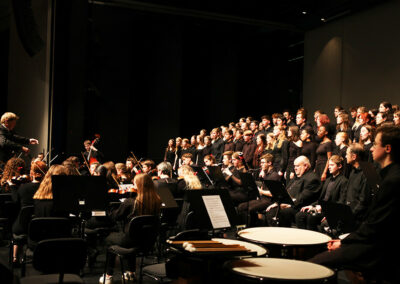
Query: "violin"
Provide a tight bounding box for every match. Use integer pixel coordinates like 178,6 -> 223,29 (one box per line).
11,174 -> 31,185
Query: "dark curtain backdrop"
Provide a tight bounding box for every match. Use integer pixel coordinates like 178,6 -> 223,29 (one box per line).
51,1 -> 303,164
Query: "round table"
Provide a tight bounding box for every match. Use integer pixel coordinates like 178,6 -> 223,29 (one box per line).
238,227 -> 332,259
225,257 -> 335,283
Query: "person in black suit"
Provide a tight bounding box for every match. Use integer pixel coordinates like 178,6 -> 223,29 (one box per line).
310,125 -> 400,283
0,112 -> 39,163
295,155 -> 348,231
265,156 -> 321,227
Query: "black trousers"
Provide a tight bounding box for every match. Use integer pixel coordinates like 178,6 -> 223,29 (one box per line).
105,232 -> 136,275
265,207 -> 298,227
295,211 -> 323,231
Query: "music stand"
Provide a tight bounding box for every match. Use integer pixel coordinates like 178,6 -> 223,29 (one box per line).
52,175 -> 108,214
320,200 -> 356,237
263,180 -> 294,226
238,172 -> 260,200
52,175 -> 108,238
207,166 -> 230,189
186,189 -> 238,230
157,185 -> 178,209
191,166 -> 213,187
263,180 -> 294,205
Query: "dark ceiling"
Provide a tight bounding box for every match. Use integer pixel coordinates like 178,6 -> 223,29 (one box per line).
89,0 -> 391,32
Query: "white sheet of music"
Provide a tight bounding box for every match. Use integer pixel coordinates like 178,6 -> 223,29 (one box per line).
202,195 -> 231,229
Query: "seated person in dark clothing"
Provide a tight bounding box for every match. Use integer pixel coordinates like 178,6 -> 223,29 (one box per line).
155,161 -> 179,197
238,153 -> 280,226
342,143 -> 370,225
309,125 -> 400,283
33,165 -> 69,218
295,155 -> 348,231
101,173 -> 161,283
265,156 -> 321,227
12,160 -> 47,264
222,152 -> 248,205
0,157 -> 26,194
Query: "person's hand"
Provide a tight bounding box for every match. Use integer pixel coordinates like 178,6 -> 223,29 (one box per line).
90,145 -> 98,151
223,168 -> 233,176
290,172 -> 295,179
280,203 -> 291,209
301,205 -> 313,212
327,239 -> 341,251
321,172 -> 327,182
278,171 -> 283,176
22,146 -> 30,153
315,205 -> 322,213
266,203 -> 277,212
29,138 -> 39,145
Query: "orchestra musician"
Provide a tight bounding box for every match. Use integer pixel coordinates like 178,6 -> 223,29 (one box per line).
33,165 -> 69,218
295,155 -> 348,231
83,139 -> 104,164
100,174 -> 161,283
265,156 -> 321,227
0,157 -> 27,194
11,160 -> 47,265
237,153 -> 280,226
223,152 -> 248,205
0,112 -> 39,163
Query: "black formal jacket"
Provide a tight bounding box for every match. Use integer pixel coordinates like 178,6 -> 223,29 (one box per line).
286,170 -> 321,210
0,124 -> 30,162
211,138 -> 224,163
342,163 -> 400,275
315,174 -> 348,205
342,166 -> 370,221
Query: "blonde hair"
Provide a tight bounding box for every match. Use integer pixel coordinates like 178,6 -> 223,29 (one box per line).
1,112 -> 19,124
275,126 -> 287,149
33,165 -> 68,200
178,165 -> 202,190
336,132 -> 350,146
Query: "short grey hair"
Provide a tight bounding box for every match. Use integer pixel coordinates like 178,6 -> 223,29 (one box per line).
157,161 -> 172,175
294,155 -> 311,169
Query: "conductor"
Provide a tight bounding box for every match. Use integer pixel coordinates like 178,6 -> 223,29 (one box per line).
0,112 -> 39,162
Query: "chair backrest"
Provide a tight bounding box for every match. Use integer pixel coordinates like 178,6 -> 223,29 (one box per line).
28,217 -> 72,243
17,205 -> 35,234
32,238 -> 87,275
128,215 -> 159,253
0,193 -> 13,217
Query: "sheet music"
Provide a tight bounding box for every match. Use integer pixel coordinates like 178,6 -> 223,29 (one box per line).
119,184 -> 134,191
202,195 -> 231,229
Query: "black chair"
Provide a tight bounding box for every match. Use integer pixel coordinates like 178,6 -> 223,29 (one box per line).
104,215 -> 160,284
9,205 -> 34,268
21,217 -> 73,276
20,238 -> 87,284
0,193 -> 14,240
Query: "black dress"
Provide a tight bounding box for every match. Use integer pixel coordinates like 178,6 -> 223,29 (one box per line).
301,141 -> 317,170
285,141 -> 302,182
12,182 -> 40,235
315,141 -> 333,178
